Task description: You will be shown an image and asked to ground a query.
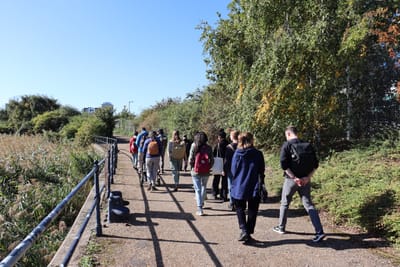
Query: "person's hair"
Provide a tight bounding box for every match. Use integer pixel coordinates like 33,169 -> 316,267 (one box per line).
142,127 -> 146,131
134,131 -> 138,136
149,130 -> 157,139
158,128 -> 164,135
218,131 -> 226,139
285,125 -> 298,135
230,130 -> 240,141
238,132 -> 254,149
193,131 -> 208,153
172,130 -> 181,142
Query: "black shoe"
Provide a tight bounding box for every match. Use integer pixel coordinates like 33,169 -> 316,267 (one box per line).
238,231 -> 249,242
156,179 -> 161,186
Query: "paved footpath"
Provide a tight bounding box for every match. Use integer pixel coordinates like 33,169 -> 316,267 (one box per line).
73,136 -> 398,267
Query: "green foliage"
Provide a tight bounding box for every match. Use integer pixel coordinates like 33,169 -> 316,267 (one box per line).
0,135 -> 101,266
94,106 -> 115,137
60,115 -> 85,139
313,138 -> 400,246
32,109 -> 70,133
76,116 -> 107,146
6,95 -> 60,134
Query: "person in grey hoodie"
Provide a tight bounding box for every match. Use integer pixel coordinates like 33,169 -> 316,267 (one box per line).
231,132 -> 265,243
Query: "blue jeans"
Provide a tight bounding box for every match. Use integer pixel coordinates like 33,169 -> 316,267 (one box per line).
192,174 -> 209,209
227,172 -> 233,205
132,152 -> 138,168
170,158 -> 182,185
279,178 -> 324,234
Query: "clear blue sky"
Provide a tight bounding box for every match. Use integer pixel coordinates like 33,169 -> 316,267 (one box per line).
0,1 -> 230,115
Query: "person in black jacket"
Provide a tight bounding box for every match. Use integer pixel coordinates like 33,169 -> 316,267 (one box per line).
212,130 -> 229,201
272,125 -> 325,243
225,129 -> 240,210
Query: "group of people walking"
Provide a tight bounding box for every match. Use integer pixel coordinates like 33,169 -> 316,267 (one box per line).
129,125 -> 325,244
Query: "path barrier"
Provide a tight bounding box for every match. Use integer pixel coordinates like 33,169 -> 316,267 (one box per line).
0,136 -> 118,267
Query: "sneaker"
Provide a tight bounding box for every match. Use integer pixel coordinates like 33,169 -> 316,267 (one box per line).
238,231 -> 249,242
196,210 -> 204,216
312,233 -> 326,243
273,226 -> 285,234
147,184 -> 152,191
151,186 -> 158,191
156,179 -> 161,186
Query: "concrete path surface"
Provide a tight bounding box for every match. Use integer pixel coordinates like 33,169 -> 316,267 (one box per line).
71,136 -> 398,267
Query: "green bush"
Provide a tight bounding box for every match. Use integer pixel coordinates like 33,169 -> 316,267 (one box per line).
0,135 -> 102,266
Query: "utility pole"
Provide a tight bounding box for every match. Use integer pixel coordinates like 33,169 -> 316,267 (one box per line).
128,100 -> 133,114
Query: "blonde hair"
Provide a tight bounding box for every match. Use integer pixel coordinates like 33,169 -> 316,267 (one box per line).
238,132 -> 254,149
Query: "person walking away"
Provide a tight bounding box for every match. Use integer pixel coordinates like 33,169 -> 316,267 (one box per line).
231,132 -> 265,243
225,130 -> 239,211
273,125 -> 325,242
142,131 -> 162,191
135,127 -> 148,179
129,131 -> 139,169
212,130 -> 229,201
158,128 -> 168,175
188,131 -> 214,216
168,130 -> 186,191
183,134 -> 192,171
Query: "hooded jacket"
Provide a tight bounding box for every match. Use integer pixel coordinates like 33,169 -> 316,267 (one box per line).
230,146 -> 265,200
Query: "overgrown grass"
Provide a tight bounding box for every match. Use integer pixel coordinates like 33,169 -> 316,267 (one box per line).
263,137 -> 400,248
0,134 -> 101,266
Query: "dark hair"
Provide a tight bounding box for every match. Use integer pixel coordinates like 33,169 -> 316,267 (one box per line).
158,128 -> 164,134
285,125 -> 297,135
149,130 -> 157,139
134,131 -> 139,136
172,130 -> 181,142
218,131 -> 226,139
193,131 -> 208,153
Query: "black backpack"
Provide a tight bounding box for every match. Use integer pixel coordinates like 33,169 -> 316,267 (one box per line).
289,141 -> 317,177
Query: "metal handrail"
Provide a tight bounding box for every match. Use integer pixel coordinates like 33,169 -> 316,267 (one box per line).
0,136 -> 118,267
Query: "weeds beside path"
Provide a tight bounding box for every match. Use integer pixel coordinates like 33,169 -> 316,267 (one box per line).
75,136 -> 399,266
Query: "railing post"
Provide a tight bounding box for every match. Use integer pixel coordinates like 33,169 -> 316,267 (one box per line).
94,160 -> 102,236
107,149 -> 111,199
110,145 -> 115,184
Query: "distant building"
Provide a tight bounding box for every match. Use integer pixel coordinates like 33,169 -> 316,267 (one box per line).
82,102 -> 114,114
82,107 -> 96,113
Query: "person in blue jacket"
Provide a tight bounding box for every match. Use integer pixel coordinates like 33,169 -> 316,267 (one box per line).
231,132 -> 265,243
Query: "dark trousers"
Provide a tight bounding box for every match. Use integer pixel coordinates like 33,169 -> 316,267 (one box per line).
233,197 -> 260,235
212,174 -> 228,199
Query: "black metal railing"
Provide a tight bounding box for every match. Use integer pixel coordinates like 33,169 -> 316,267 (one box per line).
0,136 -> 118,267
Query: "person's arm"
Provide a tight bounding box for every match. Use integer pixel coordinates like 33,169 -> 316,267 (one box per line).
188,143 -> 196,169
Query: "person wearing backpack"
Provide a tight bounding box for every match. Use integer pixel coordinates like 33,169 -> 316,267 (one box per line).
188,131 -> 214,216
272,125 -> 325,243
168,130 -> 186,191
231,132 -> 265,243
129,131 -> 139,169
135,127 -> 148,177
143,131 -> 162,191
